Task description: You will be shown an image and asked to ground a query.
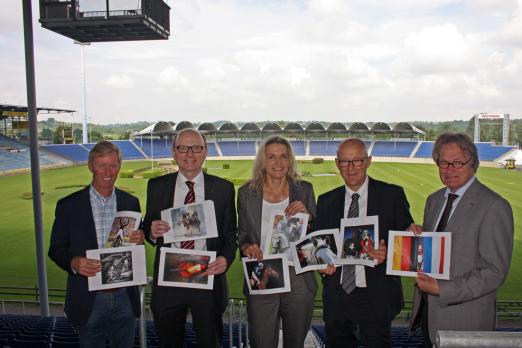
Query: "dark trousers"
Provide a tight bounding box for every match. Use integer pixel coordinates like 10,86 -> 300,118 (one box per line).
151,287 -> 220,348
420,296 -> 432,348
325,287 -> 392,348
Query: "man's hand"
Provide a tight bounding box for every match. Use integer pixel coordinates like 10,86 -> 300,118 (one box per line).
416,272 -> 440,295
206,256 -> 228,276
407,223 -> 423,236
150,220 -> 171,239
241,243 -> 263,260
70,256 -> 101,277
128,229 -> 145,244
318,264 -> 336,276
368,239 -> 387,265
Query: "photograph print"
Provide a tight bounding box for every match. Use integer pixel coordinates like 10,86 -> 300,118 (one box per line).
160,200 -> 218,244
291,229 -> 339,274
337,215 -> 379,267
242,255 -> 291,295
87,245 -> 147,291
263,211 -> 309,265
105,211 -> 142,248
158,247 -> 216,290
386,231 -> 451,280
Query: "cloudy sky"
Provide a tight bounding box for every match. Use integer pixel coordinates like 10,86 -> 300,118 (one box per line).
2,0 -> 522,124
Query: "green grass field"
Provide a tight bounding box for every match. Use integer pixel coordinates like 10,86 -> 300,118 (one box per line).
1,159 -> 520,300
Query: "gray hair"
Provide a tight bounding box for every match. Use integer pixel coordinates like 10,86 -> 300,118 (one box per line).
248,135 -> 301,191
432,132 -> 479,171
172,128 -> 207,148
88,141 -> 122,166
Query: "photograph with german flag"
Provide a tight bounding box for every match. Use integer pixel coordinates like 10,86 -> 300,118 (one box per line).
386,231 -> 451,280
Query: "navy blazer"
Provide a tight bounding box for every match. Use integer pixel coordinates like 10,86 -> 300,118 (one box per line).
315,177 -> 413,323
142,172 -> 238,313
48,186 -> 141,327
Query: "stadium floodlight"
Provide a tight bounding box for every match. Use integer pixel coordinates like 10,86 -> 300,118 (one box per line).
74,41 -> 90,144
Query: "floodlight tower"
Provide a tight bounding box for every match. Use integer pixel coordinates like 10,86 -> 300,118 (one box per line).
75,41 -> 90,144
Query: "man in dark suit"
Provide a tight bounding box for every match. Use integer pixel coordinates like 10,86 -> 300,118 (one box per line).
49,141 -> 144,348
409,133 -> 514,347
315,138 -> 413,348
143,128 -> 237,348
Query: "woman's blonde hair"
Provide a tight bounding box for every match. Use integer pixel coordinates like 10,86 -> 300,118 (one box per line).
248,135 -> 301,191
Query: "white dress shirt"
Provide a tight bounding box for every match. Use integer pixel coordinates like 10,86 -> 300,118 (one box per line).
433,176 -> 476,231
172,171 -> 207,250
343,176 -> 369,287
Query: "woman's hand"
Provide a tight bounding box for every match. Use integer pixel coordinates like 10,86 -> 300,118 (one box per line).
285,201 -> 309,217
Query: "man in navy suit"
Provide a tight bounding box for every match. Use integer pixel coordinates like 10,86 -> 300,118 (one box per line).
49,141 -> 144,348
315,138 -> 413,348
143,128 -> 237,348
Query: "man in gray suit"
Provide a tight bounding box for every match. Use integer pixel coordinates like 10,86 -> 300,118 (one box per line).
409,133 -> 514,347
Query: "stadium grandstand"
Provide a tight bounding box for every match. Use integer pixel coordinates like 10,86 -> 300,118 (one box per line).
1,118 -> 519,172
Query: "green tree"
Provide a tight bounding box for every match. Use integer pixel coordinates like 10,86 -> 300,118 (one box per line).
40,127 -> 53,142
52,126 -> 64,144
73,128 -> 82,143
90,131 -> 104,142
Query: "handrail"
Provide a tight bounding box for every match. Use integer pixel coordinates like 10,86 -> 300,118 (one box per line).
1,285 -> 521,319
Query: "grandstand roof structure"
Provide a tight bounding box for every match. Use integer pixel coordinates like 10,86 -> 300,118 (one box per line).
241,123 -> 261,133
263,122 -> 282,133
284,122 -> 304,133
327,122 -> 347,132
175,121 -> 193,131
0,104 -> 75,120
220,122 -> 239,132
198,122 -> 218,133
133,121 -> 174,135
305,122 -> 325,132
132,121 -> 426,137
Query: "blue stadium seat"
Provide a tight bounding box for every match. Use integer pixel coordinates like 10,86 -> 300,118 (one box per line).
42,144 -> 89,162
219,141 -> 256,156
309,140 -> 341,156
414,142 -> 434,158
371,141 -> 417,157
290,141 -> 306,156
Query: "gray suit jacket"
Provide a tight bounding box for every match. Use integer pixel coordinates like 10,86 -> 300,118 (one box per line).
237,180 -> 318,294
410,178 -> 514,340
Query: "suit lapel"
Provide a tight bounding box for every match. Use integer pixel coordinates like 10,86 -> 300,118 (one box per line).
367,177 -> 377,216
80,186 -> 99,249
445,179 -> 480,233
204,173 -> 216,249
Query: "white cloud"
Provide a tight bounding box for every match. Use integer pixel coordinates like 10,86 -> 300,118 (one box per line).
106,75 -> 134,89
1,0 -> 522,124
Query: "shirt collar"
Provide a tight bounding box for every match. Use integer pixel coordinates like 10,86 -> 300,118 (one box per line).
345,175 -> 369,197
89,184 -> 116,202
444,175 -> 475,198
177,170 -> 204,187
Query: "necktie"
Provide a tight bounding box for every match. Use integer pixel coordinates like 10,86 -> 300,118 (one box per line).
180,181 -> 195,249
342,193 -> 360,295
435,193 -> 459,232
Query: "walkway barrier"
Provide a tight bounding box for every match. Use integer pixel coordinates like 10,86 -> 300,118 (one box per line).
436,331 -> 522,347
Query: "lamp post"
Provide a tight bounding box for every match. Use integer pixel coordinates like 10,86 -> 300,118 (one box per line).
75,41 -> 91,144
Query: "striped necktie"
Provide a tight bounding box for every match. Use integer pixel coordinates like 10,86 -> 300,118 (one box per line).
341,192 -> 359,294
180,181 -> 195,249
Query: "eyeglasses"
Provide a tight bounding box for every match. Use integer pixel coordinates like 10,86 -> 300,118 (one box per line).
175,145 -> 205,153
437,158 -> 472,169
336,158 -> 367,168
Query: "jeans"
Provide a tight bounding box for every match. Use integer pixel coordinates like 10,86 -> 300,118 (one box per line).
78,288 -> 136,348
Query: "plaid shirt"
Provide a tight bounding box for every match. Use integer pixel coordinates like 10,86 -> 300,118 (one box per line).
89,185 -> 117,248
